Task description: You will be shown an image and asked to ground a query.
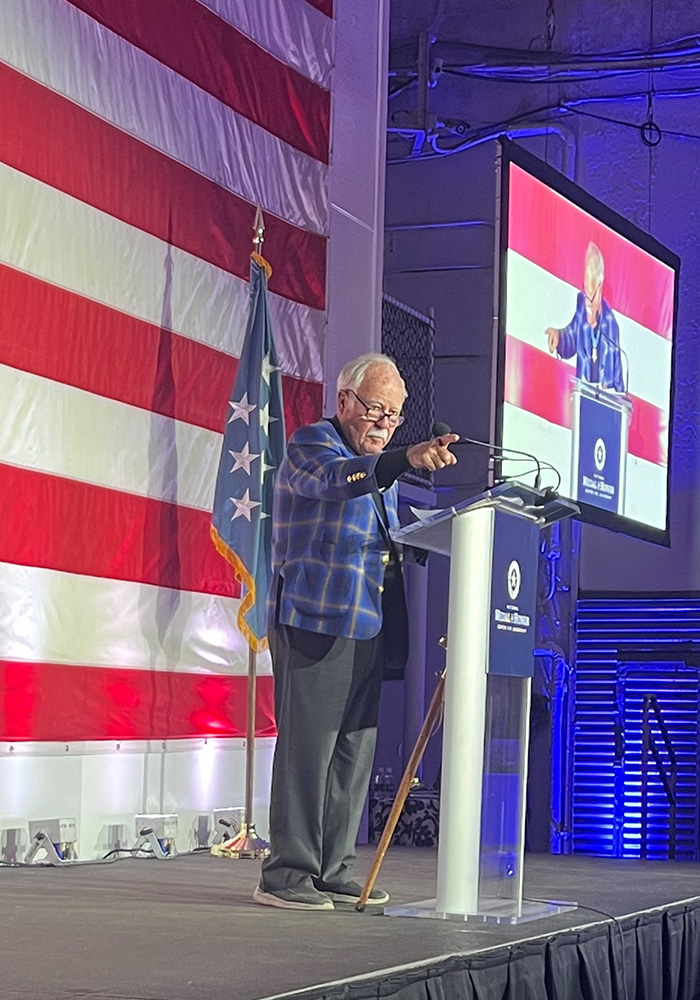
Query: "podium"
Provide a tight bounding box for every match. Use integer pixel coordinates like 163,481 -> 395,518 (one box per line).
386,482 -> 578,923
570,378 -> 633,514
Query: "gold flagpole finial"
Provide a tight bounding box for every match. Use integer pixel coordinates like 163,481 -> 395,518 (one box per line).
251,205 -> 272,278
253,205 -> 265,252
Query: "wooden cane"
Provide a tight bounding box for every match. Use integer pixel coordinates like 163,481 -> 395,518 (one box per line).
356,670 -> 446,911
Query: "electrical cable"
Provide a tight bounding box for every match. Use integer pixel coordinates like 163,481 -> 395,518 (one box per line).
0,843 -> 214,868
388,28 -> 700,162
439,59 -> 700,83
101,847 -> 158,859
395,58 -> 700,84
0,855 -> 124,867
442,65 -> 672,83
565,83 -> 700,104
522,897 -> 630,1000
391,33 -> 700,78
389,79 -> 416,100
498,464 -> 562,492
645,0 -> 658,235
484,454 -> 563,492
388,95 -> 700,165
544,0 -> 556,167
390,31 -> 700,63
565,104 -> 700,144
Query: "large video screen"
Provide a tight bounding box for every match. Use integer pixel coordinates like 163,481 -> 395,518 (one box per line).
496,141 -> 679,545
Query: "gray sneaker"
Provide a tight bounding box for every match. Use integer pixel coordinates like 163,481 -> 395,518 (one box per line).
313,879 -> 390,905
253,884 -> 334,910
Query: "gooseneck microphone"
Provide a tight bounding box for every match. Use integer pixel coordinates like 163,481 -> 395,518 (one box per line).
597,327 -> 630,395
431,421 -> 549,491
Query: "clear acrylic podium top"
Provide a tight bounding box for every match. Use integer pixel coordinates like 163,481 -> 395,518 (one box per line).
392,480 -> 579,556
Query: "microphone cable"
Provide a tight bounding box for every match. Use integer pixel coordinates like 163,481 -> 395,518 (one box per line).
432,422 -> 562,492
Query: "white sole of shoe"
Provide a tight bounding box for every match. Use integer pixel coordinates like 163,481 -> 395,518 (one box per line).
253,885 -> 334,910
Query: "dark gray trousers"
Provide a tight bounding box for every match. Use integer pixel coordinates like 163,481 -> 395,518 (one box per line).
260,623 -> 382,892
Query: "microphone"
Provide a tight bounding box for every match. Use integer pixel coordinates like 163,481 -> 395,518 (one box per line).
431,421 -> 549,492
597,327 -> 630,395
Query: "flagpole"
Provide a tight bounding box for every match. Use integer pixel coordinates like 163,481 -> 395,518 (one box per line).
211,207 -> 271,860
214,643 -> 268,858
245,642 -> 258,835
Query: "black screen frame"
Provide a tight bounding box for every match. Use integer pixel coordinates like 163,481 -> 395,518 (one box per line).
493,138 -> 680,547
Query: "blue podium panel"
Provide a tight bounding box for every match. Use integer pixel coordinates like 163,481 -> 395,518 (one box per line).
576,394 -> 622,512
489,511 -> 539,678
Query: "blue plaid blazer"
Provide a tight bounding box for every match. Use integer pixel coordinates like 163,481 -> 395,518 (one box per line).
557,294 -> 625,392
268,419 -> 399,640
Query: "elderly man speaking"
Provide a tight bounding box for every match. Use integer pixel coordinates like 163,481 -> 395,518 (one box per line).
254,353 -> 458,911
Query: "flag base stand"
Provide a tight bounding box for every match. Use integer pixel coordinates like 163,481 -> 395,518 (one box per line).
207,648 -> 270,860
210,823 -> 270,860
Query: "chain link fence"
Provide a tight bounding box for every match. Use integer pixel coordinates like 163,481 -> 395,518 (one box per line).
381,293 -> 435,484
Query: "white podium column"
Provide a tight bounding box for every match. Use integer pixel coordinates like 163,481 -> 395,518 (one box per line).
436,506 -> 494,914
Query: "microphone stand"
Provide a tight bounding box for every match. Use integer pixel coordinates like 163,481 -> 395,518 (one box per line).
432,422 -> 545,491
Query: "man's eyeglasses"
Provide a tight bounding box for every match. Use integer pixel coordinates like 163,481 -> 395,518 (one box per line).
584,283 -> 602,307
345,388 -> 405,426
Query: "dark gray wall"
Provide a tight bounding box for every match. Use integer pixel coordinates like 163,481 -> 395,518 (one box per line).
385,0 -> 700,591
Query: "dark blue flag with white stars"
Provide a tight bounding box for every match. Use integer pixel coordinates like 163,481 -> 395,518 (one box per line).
211,253 -> 286,652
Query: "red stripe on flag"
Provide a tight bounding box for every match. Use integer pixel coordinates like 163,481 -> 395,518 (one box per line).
0,464 -> 238,596
304,0 -> 334,15
504,337 -> 667,466
504,337 -> 573,430
508,164 -> 675,339
0,662 -> 275,741
0,265 -> 323,436
629,396 -> 669,468
279,372 -> 325,434
0,63 -> 326,311
66,0 -> 330,163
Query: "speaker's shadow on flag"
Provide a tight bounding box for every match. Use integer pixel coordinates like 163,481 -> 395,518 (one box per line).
141,239 -> 182,739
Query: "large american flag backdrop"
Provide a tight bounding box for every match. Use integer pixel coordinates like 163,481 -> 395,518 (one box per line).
0,0 -> 330,748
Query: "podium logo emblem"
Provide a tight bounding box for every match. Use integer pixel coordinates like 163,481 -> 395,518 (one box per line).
594,437 -> 606,472
507,560 -> 521,601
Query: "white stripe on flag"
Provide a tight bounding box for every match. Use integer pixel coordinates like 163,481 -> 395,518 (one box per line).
198,0 -> 334,88
501,402 -> 573,496
0,163 -> 324,381
0,365 -> 222,511
625,456 -> 667,529
0,561 -> 272,675
0,0 -> 329,236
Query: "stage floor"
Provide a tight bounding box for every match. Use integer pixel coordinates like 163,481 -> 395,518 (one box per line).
1,846 -> 699,1000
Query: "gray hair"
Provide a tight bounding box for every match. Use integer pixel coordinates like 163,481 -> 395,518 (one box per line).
585,242 -> 604,284
336,353 -> 405,395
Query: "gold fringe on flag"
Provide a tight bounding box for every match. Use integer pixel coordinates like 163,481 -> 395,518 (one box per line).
210,524 -> 269,654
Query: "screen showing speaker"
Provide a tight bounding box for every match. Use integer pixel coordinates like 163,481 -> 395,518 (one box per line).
495,140 -> 679,545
